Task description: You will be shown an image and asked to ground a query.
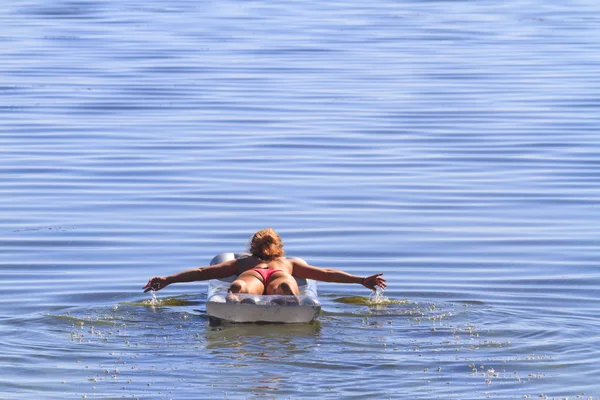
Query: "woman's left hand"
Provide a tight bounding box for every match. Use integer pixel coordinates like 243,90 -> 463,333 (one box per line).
362,273 -> 386,291
143,276 -> 170,292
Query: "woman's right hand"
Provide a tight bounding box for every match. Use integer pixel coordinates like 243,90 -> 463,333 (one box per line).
143,276 -> 170,292
362,273 -> 386,291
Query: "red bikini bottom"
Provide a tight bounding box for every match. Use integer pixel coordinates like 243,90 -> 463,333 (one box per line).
251,268 -> 280,284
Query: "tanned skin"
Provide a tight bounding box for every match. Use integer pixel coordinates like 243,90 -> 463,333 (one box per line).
143,255 -> 386,296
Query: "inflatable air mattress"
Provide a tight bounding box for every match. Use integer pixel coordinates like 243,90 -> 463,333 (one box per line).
206,253 -> 321,323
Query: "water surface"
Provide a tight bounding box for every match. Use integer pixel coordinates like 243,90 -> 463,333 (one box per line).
1,0 -> 600,399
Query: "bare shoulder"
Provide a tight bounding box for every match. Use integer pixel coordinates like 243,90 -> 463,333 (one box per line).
213,258 -> 239,271
288,257 -> 308,267
285,259 -> 299,274
289,259 -> 329,280
234,256 -> 258,273
288,258 -> 317,275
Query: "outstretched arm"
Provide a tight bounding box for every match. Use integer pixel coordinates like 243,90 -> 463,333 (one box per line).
291,259 -> 386,291
143,260 -> 238,292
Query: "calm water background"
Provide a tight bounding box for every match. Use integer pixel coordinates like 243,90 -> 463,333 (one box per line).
1,0 -> 600,399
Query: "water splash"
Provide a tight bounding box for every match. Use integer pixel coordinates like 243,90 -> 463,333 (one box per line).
122,295 -> 196,307
334,288 -> 408,306
149,290 -> 158,307
368,287 -> 389,305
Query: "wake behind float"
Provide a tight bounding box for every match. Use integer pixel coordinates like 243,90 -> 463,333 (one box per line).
206,253 -> 321,323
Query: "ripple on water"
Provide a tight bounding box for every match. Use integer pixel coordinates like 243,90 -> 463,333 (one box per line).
2,0 -> 600,398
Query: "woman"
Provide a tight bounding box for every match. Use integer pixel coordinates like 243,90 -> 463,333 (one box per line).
143,228 -> 386,296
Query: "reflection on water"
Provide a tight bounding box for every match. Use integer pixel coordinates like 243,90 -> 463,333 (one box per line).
122,294 -> 199,308
333,295 -> 409,305
205,321 -> 322,354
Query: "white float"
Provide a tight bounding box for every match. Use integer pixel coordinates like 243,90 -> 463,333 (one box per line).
206,253 -> 321,323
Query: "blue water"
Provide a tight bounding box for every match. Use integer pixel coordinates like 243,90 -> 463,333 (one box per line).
1,0 -> 600,399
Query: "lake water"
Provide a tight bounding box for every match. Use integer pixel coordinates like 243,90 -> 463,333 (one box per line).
2,0 -> 600,399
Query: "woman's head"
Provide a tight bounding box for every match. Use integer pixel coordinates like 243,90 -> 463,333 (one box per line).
249,228 -> 284,261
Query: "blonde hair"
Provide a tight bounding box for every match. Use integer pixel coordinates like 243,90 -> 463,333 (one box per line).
249,228 -> 284,261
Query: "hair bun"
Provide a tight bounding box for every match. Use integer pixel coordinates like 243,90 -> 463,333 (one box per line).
249,228 -> 284,261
